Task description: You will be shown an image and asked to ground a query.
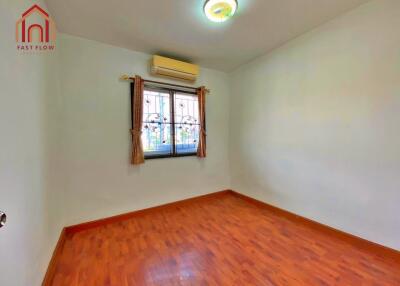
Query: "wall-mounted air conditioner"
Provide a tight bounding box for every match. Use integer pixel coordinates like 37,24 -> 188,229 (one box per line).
151,55 -> 199,82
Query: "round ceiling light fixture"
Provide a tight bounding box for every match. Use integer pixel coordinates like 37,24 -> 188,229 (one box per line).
204,0 -> 238,23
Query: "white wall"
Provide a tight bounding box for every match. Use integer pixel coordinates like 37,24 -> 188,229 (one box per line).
229,0 -> 400,250
0,0 -> 63,285
57,34 -> 231,226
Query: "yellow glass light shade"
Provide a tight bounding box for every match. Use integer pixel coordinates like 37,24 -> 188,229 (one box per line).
204,0 -> 238,22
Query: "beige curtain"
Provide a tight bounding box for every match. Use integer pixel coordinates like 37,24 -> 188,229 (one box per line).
131,76 -> 145,165
197,86 -> 207,158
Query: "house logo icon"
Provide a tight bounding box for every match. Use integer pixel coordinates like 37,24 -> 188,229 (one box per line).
16,4 -> 56,51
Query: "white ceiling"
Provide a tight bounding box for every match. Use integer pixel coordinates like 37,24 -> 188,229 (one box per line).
45,0 -> 369,72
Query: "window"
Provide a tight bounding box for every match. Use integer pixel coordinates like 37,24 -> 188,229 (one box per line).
141,86 -> 201,159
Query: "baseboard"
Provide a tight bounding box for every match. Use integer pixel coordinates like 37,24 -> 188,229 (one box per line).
229,190 -> 400,261
42,228 -> 67,286
65,190 -> 231,234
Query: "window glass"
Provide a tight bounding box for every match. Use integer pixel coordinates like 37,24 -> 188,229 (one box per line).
174,93 -> 199,155
141,87 -> 200,158
142,89 -> 172,156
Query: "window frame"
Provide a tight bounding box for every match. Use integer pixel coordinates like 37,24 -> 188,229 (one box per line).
137,84 -> 203,160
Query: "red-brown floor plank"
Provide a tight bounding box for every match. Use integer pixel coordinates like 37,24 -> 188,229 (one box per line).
50,193 -> 400,285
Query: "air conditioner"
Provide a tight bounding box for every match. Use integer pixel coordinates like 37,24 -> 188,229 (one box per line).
151,55 -> 199,82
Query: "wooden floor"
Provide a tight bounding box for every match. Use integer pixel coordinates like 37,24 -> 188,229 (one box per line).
50,192 -> 400,285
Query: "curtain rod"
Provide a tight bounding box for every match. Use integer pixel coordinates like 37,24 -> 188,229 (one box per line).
120,75 -> 210,93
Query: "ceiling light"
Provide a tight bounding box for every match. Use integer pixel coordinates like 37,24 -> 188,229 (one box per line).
204,0 -> 238,23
